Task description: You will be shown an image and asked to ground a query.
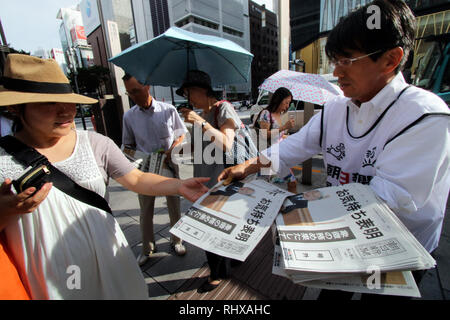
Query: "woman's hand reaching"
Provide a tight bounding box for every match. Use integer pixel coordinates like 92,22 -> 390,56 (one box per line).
177,177 -> 210,202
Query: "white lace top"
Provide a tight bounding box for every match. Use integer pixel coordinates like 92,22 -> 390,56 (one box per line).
0,130 -> 148,300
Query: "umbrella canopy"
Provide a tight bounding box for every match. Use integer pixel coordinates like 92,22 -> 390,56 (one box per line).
258,70 -> 343,105
109,27 -> 253,88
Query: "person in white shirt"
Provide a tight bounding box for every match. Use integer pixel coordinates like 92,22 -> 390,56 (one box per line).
122,74 -> 188,265
218,0 -> 449,299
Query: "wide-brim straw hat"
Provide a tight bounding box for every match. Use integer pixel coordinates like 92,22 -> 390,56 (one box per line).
0,54 -> 97,106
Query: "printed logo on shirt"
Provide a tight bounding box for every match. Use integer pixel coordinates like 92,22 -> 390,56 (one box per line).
326,143 -> 346,161
362,147 -> 377,168
326,164 -> 373,185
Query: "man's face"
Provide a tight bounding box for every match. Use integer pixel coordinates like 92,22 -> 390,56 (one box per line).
124,77 -> 151,108
332,50 -> 386,104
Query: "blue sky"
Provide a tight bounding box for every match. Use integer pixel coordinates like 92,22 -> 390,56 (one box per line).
0,0 -> 272,54
1,0 -> 85,53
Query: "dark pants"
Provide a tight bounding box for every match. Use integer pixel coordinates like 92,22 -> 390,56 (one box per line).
206,251 -> 242,280
317,268 -> 429,301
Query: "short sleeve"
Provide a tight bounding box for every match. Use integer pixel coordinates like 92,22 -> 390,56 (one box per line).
216,102 -> 241,130
88,131 -> 135,182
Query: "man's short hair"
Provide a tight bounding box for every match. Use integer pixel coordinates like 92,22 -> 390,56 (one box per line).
325,0 -> 416,73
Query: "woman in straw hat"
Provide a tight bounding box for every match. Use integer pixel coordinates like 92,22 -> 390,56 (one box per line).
0,54 -> 209,300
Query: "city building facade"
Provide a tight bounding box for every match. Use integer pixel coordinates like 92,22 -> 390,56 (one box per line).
290,0 -> 450,77
57,6 -> 95,73
135,0 -> 252,101
249,1 -> 278,100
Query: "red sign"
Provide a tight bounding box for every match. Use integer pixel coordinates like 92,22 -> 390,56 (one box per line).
71,25 -> 87,45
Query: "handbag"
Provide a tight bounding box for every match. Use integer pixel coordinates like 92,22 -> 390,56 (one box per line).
0,135 -> 112,214
214,101 -> 259,167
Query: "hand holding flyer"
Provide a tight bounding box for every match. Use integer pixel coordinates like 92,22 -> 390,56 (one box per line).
170,176 -> 293,261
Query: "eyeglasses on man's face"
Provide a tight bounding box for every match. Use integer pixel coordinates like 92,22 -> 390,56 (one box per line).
330,50 -> 383,68
125,88 -> 143,96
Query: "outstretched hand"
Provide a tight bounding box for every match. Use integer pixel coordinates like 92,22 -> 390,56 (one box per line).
177,177 -> 210,202
217,163 -> 248,184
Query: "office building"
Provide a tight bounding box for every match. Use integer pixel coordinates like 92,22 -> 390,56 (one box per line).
249,1 -> 278,100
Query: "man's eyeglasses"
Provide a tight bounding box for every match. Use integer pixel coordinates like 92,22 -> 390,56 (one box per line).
125,88 -> 142,96
330,50 -> 383,68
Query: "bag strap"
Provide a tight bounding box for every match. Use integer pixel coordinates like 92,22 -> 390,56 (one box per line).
0,135 -> 112,214
254,109 -> 272,130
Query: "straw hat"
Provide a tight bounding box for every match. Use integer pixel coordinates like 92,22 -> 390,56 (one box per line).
0,54 -> 97,106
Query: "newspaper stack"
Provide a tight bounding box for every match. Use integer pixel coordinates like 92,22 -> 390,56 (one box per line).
170,177 -> 293,261
147,152 -> 166,175
272,183 -> 436,297
122,147 -> 166,174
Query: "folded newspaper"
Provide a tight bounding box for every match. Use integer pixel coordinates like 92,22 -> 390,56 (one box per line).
122,147 -> 166,174
273,183 -> 435,297
170,177 -> 293,261
272,244 -> 421,297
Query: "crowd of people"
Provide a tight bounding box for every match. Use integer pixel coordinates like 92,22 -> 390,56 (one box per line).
0,0 -> 449,300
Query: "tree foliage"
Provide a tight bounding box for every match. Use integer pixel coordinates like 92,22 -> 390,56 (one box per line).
68,65 -> 110,95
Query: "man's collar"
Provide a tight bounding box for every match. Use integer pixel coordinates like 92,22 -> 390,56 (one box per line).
370,72 -> 407,109
138,97 -> 156,111
347,72 -> 407,111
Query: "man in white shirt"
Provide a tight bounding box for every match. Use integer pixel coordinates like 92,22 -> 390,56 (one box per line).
219,0 -> 449,299
122,74 -> 188,265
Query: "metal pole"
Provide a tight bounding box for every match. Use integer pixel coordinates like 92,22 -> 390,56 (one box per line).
71,47 -> 86,130
0,18 -> 7,46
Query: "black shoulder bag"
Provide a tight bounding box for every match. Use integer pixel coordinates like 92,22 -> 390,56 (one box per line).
0,135 -> 112,214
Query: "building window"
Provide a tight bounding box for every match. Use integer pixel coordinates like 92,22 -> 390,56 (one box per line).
175,15 -> 219,30
223,26 -> 243,37
150,0 -> 170,37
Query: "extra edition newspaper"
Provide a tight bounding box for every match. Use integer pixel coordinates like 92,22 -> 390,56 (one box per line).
170,177 -> 293,261
272,244 -> 421,297
272,183 -> 435,297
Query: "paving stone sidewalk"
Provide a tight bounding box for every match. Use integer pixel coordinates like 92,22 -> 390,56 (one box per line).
108,161 -> 450,300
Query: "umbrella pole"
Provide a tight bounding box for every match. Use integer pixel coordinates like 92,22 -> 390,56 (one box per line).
170,87 -> 175,105
186,43 -> 191,108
